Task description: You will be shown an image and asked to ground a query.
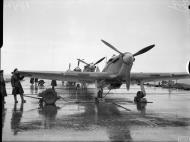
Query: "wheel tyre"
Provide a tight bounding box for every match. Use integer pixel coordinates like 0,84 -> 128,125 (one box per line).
137,91 -> 144,98
134,96 -> 141,103
41,89 -> 57,105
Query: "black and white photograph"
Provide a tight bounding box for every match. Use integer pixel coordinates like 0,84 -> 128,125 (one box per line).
1,0 -> 190,141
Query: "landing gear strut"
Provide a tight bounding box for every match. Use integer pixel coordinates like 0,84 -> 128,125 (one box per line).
134,82 -> 147,103
97,89 -> 103,98
95,88 -> 103,103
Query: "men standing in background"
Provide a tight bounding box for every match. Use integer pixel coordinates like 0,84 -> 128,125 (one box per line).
11,68 -> 26,103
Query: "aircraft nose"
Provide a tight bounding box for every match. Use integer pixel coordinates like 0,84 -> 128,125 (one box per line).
122,53 -> 134,65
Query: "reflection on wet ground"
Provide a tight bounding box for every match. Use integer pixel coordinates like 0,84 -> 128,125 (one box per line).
2,80 -> 190,141
11,103 -> 24,135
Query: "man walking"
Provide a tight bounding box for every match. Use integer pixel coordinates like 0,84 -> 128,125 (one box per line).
11,68 -> 26,103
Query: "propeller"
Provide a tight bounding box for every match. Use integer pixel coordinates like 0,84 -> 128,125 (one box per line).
101,39 -> 155,90
94,57 -> 106,65
78,57 -> 105,67
101,40 -> 123,55
77,59 -> 88,65
101,39 -> 155,57
133,44 -> 155,57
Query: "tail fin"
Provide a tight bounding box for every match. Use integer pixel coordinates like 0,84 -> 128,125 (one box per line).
95,66 -> 100,72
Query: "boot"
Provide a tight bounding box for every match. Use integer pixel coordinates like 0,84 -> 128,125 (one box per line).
14,96 -> 18,103
20,94 -> 26,103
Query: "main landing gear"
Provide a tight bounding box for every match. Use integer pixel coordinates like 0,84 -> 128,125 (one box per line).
95,88 -> 104,103
97,89 -> 103,98
134,82 -> 147,103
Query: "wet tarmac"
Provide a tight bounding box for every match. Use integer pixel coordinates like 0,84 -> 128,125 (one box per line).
2,79 -> 190,141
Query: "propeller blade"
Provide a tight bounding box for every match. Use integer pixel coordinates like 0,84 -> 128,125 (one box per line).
101,39 -> 123,55
77,59 -> 88,65
133,44 -> 155,57
69,63 -> 71,70
77,60 -> 80,66
94,57 -> 105,65
126,71 -> 131,90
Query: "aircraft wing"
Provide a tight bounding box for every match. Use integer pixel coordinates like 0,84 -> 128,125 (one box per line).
19,71 -> 189,84
131,72 -> 190,83
18,70 -> 117,82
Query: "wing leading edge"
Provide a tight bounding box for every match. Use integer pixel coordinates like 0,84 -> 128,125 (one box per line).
19,71 -> 190,84
131,72 -> 190,83
19,70 -> 117,82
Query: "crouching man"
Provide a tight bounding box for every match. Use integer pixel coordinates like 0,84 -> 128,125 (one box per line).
11,69 -> 26,103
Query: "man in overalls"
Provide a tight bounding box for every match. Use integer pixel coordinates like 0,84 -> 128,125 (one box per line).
11,69 -> 26,103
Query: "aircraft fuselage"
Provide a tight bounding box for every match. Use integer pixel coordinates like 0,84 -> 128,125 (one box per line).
97,53 -> 134,90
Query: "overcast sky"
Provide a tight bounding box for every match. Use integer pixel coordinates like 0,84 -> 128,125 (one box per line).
2,0 -> 190,74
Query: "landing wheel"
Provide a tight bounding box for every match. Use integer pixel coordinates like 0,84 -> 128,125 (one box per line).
39,88 -> 58,105
134,91 -> 147,103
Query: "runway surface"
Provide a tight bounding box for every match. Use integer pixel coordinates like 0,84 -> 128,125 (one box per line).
2,79 -> 190,142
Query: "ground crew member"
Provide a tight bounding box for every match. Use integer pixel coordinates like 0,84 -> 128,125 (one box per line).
38,80 -> 45,86
30,78 -> 34,85
34,78 -> 38,86
11,68 -> 26,103
0,70 -> 7,106
51,80 -> 57,90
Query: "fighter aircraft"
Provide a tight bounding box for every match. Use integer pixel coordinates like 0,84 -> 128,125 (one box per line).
18,40 -> 190,103
65,63 -> 81,86
77,57 -> 105,72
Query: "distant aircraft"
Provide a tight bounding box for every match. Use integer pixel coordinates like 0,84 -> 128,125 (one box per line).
73,60 -> 82,72
67,63 -> 72,72
19,40 -> 190,103
77,57 -> 105,72
65,63 -> 79,87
